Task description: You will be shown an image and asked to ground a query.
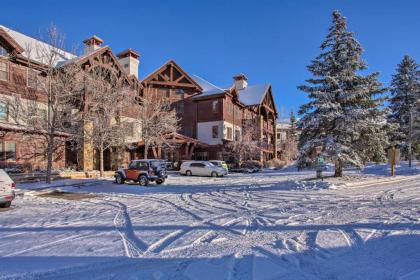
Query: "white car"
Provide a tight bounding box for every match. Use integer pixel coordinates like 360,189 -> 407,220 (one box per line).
180,161 -> 228,177
0,169 -> 16,208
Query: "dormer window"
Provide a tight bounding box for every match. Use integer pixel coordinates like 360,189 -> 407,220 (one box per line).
0,45 -> 8,57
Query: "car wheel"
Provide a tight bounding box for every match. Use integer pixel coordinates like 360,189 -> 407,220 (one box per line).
156,179 -> 165,185
115,174 -> 125,184
0,201 -> 11,208
138,175 -> 149,186
186,170 -> 192,176
211,171 -> 218,177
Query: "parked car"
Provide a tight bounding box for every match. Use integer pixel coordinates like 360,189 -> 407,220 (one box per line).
210,160 -> 229,173
240,161 -> 262,173
0,169 -> 16,208
180,161 -> 228,177
114,160 -> 168,186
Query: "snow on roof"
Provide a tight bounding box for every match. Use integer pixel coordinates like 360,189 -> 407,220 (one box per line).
237,84 -> 270,106
191,75 -> 226,97
0,25 -> 77,66
192,75 -> 270,106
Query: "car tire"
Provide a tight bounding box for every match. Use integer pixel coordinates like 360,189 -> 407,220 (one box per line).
138,175 -> 149,186
186,170 -> 192,176
156,179 -> 165,185
115,174 -> 125,184
0,201 -> 11,208
211,171 -> 218,177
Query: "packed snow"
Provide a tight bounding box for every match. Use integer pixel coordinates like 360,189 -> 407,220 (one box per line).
0,163 -> 420,280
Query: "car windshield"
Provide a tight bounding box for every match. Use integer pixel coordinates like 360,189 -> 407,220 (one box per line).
210,162 -> 220,166
206,162 -> 215,167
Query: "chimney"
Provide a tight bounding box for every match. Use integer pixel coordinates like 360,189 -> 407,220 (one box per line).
83,35 -> 104,54
233,73 -> 248,91
117,48 -> 140,79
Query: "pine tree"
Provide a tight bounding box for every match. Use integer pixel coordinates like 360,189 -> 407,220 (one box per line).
388,55 -> 420,159
289,110 -> 297,141
297,11 -> 386,177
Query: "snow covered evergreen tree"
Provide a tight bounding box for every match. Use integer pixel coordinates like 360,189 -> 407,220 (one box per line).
297,11 -> 386,176
388,55 -> 420,157
289,110 -> 298,142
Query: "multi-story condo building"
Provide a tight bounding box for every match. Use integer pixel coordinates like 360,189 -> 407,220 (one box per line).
0,25 -> 278,172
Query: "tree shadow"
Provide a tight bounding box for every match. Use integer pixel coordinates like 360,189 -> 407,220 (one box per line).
1,234 -> 419,279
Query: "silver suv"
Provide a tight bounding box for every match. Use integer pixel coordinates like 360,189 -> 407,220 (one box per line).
0,169 -> 16,208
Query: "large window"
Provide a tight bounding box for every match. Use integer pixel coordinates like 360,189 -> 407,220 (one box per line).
0,141 -> 16,161
212,125 -> 219,139
5,142 -> 16,161
226,127 -> 233,140
0,101 -> 7,121
212,100 -> 218,113
0,61 -> 8,81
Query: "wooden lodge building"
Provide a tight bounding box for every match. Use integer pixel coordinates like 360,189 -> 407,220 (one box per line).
0,25 -> 278,172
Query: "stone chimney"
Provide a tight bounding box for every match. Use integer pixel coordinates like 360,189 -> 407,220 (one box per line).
117,49 -> 140,79
83,35 -> 104,54
233,73 -> 248,91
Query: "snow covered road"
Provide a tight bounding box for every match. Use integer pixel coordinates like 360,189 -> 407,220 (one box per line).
1,169 -> 420,280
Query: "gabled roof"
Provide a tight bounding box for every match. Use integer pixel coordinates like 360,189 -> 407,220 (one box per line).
237,84 -> 271,106
0,25 -> 76,66
57,46 -> 108,67
191,75 -> 273,109
142,60 -> 202,91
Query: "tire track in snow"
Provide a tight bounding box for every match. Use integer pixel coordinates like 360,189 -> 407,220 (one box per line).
103,200 -> 148,258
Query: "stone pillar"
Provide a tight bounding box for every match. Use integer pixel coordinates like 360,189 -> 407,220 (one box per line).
78,121 -> 94,171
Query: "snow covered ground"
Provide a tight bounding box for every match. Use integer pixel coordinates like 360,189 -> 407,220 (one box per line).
1,164 -> 420,280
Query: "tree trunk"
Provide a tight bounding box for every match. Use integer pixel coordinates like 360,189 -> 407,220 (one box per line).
99,142 -> 104,178
144,144 -> 148,159
46,134 -> 54,184
334,160 -> 343,177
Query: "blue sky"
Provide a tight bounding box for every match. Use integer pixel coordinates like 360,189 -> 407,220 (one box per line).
2,0 -> 419,119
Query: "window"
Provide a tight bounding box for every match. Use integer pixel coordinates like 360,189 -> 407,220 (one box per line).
212,125 -> 219,138
227,102 -> 233,114
136,161 -> 148,169
212,100 -> 218,113
0,142 -> 16,161
0,61 -> 8,81
126,122 -> 135,137
27,69 -> 39,89
226,127 -> 232,140
177,101 -> 184,113
196,152 -> 208,161
235,129 -> 240,141
0,45 -> 8,56
191,162 -> 205,168
0,101 -> 7,121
